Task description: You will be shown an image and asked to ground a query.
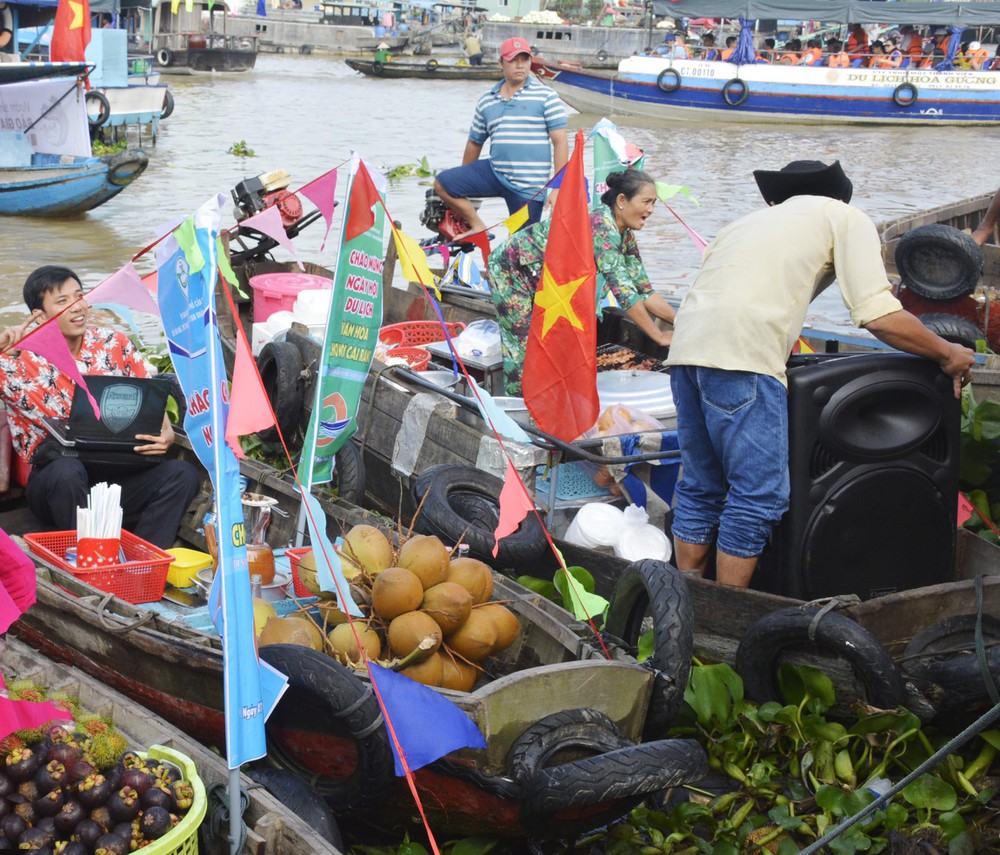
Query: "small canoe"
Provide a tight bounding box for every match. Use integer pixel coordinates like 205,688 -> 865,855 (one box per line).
345,57 -> 502,80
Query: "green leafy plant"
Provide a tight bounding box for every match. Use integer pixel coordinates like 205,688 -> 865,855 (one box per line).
384,156 -> 436,184
227,140 -> 255,157
958,387 -> 1000,542
91,138 -> 127,156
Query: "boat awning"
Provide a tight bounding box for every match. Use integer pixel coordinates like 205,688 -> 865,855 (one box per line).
0,62 -> 90,83
652,0 -> 1000,25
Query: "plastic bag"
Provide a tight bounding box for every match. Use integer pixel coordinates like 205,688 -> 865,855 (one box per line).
613,504 -> 672,562
564,503 -> 624,550
455,319 -> 501,360
583,403 -> 665,438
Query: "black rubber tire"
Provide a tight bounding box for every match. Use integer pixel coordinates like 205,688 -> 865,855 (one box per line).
657,67 -> 681,92
333,439 -> 366,506
896,224 -> 984,300
160,88 -> 174,120
735,607 -> 908,709
85,90 -> 111,127
156,48 -> 173,67
417,465 -> 548,566
722,77 -> 749,106
522,737 -> 707,815
506,708 -> 631,784
918,312 -> 985,349
371,60 -> 384,74
596,49 -> 608,62
255,341 -> 305,445
605,560 -> 694,738
426,59 -> 439,71
893,81 -> 918,107
258,644 -> 394,814
246,766 -> 344,849
902,614 -> 1000,716
104,150 -> 148,186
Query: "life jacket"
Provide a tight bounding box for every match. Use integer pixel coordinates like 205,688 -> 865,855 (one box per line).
902,34 -> 924,60
778,52 -> 799,65
827,51 -> 850,68
968,48 -> 989,69
873,50 -> 902,68
703,48 -> 720,61
846,30 -> 868,54
800,47 -> 823,65
720,48 -> 734,60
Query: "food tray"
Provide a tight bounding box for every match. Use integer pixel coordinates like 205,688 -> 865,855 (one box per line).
25,530 -> 171,604
596,343 -> 668,374
379,320 -> 465,347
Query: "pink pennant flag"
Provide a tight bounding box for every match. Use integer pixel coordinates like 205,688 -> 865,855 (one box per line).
18,320 -> 100,418
240,206 -> 304,270
665,204 -> 708,253
0,528 -> 36,634
439,245 -> 451,271
958,492 -> 975,527
141,270 -> 158,295
87,262 -> 159,315
0,694 -> 71,743
299,169 -> 339,251
492,459 -> 536,557
225,315 -> 276,458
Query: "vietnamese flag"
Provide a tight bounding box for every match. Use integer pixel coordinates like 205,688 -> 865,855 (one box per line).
522,130 -> 598,442
50,0 -> 92,62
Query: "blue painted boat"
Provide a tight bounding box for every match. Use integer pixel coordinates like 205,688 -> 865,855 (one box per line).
0,149 -> 148,216
540,0 -> 1000,125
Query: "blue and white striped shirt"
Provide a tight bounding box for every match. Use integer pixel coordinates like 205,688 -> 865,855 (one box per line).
469,76 -> 567,196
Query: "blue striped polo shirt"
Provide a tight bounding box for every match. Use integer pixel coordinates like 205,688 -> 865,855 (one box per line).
469,76 -> 567,197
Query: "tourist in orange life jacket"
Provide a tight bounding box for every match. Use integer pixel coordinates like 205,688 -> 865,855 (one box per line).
798,38 -> 823,65
825,38 -> 850,67
845,22 -> 869,57
967,40 -> 990,69
719,35 -> 737,60
777,38 -> 801,64
900,25 -> 924,63
870,39 -> 902,68
756,37 -> 776,62
921,29 -> 950,68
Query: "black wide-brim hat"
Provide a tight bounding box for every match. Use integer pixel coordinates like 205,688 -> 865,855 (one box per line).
752,160 -> 853,205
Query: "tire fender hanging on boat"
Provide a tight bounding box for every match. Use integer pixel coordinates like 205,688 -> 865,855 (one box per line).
85,91 -> 111,127
156,48 -> 173,67
734,606 -> 908,709
104,150 -> 149,186
596,49 -> 608,62
257,644 -> 395,813
722,78 -> 749,106
160,89 -> 174,120
426,59 -> 439,71
255,341 -> 305,445
893,81 -> 918,107
895,223 -> 983,300
604,559 -> 694,738
657,68 -> 682,93
916,313 -> 985,349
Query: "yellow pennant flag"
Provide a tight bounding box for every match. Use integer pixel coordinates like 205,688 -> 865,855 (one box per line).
185,0 -> 194,11
393,226 -> 440,299
171,0 -> 180,12
504,205 -> 529,234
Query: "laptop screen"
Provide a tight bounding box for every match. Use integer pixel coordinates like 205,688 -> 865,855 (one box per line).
68,376 -> 169,442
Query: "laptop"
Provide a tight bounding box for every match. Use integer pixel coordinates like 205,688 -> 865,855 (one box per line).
41,376 -> 170,451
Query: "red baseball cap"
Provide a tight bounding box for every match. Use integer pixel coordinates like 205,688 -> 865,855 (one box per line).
500,37 -> 532,60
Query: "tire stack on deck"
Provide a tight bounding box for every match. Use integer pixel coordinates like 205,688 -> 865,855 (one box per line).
894,224 -> 986,348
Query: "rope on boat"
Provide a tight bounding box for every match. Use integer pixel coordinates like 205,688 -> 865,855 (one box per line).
201,781 -> 251,853
85,592 -> 156,634
799,699 -> 1000,854
802,595 -> 862,641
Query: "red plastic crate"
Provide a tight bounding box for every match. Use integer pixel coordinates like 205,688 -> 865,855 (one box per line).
378,321 -> 465,348
286,547 -> 313,598
382,346 -> 430,371
25,530 -> 171,605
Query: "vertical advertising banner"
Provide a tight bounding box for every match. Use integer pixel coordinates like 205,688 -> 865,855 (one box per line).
302,161 -> 386,487
592,127 -> 646,203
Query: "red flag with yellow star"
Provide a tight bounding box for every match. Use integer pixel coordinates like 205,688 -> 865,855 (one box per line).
51,0 -> 92,62
522,130 -> 598,442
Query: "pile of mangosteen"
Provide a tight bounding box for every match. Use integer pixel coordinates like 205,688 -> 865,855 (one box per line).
0,722 -> 194,854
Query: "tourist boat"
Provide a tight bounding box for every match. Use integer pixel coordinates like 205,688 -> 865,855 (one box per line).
537,0 -> 1000,125
345,56 -> 500,79
0,635 -> 345,852
140,0 -> 257,74
6,446 -> 708,839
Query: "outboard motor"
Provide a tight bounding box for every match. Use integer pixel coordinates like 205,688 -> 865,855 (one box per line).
419,188 -> 483,245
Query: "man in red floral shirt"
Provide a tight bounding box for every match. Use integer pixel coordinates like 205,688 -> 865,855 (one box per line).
0,266 -> 199,549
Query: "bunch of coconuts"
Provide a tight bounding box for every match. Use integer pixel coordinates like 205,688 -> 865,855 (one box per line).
274,526 -> 521,691
0,717 -> 195,855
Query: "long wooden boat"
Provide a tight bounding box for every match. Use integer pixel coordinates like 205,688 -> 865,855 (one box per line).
346,57 -> 502,80
7,450 -> 707,839
538,0 -> 1000,126
0,635 -> 344,853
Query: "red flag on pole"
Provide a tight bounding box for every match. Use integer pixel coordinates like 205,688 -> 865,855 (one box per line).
344,160 -> 381,243
522,130 -> 598,442
50,0 -> 92,62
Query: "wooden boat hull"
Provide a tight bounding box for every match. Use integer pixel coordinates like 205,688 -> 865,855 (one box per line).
345,58 -> 502,80
0,151 -> 148,216
542,57 -> 1000,125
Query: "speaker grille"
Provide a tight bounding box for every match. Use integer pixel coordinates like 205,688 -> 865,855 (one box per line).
809,440 -> 842,480
918,424 -> 950,463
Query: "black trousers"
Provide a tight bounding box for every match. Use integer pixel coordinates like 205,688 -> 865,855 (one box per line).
26,457 -> 201,549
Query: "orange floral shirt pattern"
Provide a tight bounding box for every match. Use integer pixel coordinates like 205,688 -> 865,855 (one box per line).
0,328 -> 149,460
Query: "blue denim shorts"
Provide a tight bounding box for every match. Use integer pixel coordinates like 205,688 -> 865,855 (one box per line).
435,159 -> 543,225
670,366 -> 790,558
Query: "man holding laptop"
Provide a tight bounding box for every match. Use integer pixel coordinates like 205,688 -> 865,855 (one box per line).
0,266 -> 199,549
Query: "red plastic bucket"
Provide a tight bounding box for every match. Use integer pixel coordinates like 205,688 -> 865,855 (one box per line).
249,273 -> 332,323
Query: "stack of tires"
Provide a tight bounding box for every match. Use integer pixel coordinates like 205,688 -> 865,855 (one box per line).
895,224 -> 986,349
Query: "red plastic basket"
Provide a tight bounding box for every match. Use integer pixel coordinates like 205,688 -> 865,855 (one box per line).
286,547 -> 313,598
378,321 -> 465,348
24,530 -> 171,604
382,346 -> 430,371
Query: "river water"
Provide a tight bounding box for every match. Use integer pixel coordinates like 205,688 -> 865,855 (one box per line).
2,52 -> 997,330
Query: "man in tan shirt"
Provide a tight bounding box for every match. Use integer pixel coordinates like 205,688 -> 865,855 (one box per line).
666,161 -> 975,588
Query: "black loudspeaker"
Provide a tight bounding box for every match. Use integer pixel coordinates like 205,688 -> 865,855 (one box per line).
754,352 -> 959,601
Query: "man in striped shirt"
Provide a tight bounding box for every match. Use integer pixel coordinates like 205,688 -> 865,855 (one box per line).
434,37 -> 568,238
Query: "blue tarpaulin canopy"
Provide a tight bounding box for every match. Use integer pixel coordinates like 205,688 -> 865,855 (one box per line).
652,0 -> 1000,25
